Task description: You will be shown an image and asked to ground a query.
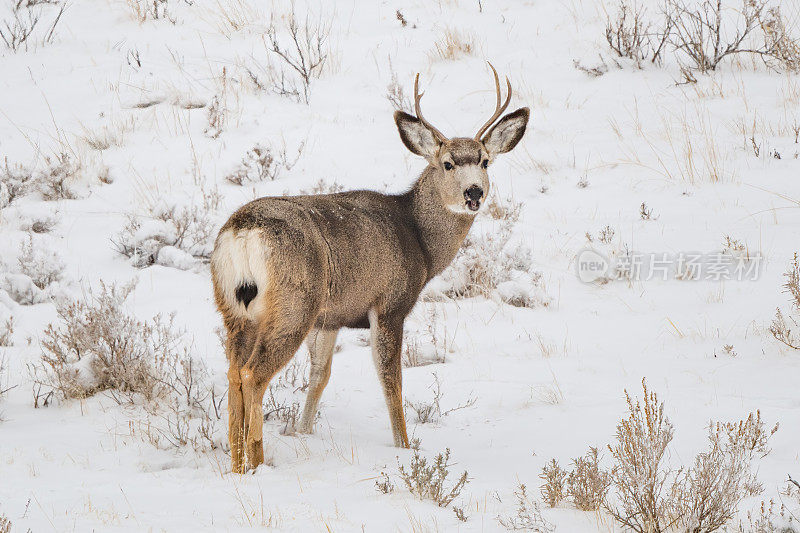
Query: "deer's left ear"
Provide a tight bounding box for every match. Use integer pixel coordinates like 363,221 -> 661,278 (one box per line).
394,111 -> 441,159
482,107 -> 529,156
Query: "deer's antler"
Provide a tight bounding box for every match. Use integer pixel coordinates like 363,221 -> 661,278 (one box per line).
414,73 -> 448,144
474,62 -> 512,140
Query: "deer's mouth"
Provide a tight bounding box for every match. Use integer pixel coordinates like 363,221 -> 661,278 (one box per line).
465,198 -> 481,211
464,186 -> 483,212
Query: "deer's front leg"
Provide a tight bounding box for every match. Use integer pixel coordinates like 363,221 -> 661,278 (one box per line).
298,328 -> 339,434
369,310 -> 409,448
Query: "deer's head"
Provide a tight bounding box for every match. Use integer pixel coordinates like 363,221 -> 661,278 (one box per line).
394,63 -> 529,215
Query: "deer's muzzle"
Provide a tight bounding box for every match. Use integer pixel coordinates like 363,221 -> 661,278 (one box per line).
464,185 -> 484,211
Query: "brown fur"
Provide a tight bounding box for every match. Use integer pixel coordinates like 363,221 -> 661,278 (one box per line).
212,103 -> 529,473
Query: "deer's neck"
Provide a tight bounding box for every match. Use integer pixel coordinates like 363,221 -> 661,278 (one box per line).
407,165 -> 475,279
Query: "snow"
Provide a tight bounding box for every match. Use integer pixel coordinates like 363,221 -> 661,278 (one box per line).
1,0 -> 799,531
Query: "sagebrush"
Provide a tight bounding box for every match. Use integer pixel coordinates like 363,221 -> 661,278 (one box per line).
31,281 -> 222,450
539,459 -> 567,507
398,444 -> 469,507
605,380 -> 778,533
539,380 -> 779,532
113,187 -> 222,269
426,219 -> 550,308
770,253 -> 800,349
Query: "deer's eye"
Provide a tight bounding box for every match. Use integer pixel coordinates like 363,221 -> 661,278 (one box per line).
444,161 -> 453,170
482,159 -> 489,168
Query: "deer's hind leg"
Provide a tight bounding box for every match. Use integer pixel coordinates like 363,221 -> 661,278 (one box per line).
240,293 -> 320,470
298,328 -> 339,434
225,320 -> 256,474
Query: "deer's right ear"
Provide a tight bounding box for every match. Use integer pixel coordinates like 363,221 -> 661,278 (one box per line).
394,111 -> 440,159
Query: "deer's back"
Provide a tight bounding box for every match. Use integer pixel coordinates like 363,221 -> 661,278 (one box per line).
211,190 -> 429,329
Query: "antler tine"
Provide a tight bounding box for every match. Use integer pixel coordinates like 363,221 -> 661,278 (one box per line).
414,73 -> 448,144
474,62 -> 513,140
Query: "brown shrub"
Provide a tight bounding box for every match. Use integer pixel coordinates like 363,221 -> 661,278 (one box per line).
397,445 -> 469,508
568,447 -> 611,511
539,459 -> 567,507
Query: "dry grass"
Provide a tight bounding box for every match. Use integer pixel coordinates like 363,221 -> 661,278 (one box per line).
402,306 -> 448,368
0,317 -> 13,348
207,0 -> 263,36
125,0 -> 176,24
205,69 -> 228,139
295,179 -> 343,196
770,308 -> 800,349
530,379 -> 565,405
722,234 -> 752,261
497,482 -> 554,532
386,58 -> 412,113
738,499 -> 794,532
78,117 -> 137,151
484,194 -> 523,223
37,153 -> 80,200
0,230 -> 65,305
622,103 -> 732,184
428,28 -> 480,61
640,201 -> 656,220
22,211 -> 58,234
0,354 -> 11,411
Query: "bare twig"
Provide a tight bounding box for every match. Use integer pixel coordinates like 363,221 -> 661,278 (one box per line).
265,9 -> 330,103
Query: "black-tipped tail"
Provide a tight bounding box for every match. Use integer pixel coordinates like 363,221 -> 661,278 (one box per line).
235,282 -> 258,309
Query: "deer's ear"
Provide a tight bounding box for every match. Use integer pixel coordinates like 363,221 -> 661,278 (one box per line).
482,107 -> 529,156
394,111 -> 440,159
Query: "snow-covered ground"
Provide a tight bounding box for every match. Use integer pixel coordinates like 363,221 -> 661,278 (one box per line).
1,0 -> 799,530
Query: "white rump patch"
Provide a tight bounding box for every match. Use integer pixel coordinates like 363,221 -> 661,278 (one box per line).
211,229 -> 271,319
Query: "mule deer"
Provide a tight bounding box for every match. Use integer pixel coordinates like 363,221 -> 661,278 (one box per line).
211,64 -> 529,472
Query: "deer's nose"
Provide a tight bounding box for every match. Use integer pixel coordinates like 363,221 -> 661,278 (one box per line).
465,185 -> 483,201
